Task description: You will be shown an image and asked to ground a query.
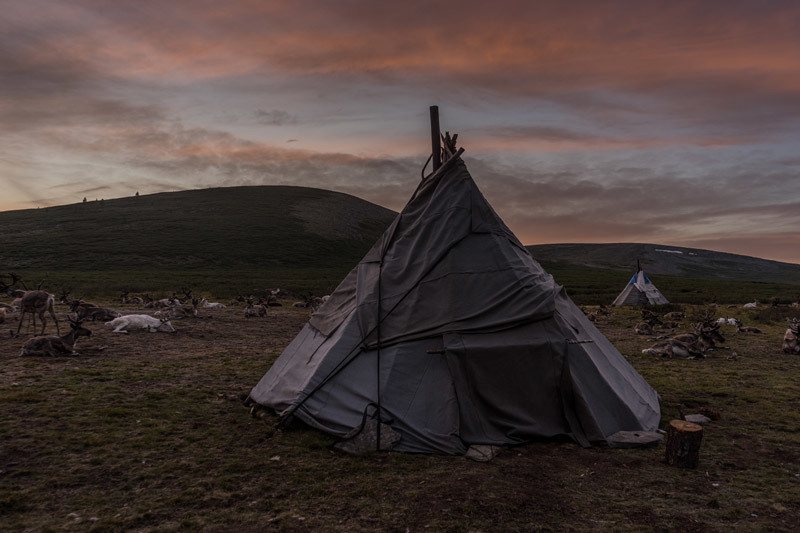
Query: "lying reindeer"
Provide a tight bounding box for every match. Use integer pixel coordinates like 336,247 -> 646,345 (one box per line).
155,298 -> 199,319
200,298 -> 226,309
244,298 -> 268,318
79,306 -> 120,322
642,338 -> 705,359
783,319 -> 799,354
120,290 -> 144,305
105,315 -> 176,333
20,317 -> 92,357
673,321 -> 726,352
733,319 -> 763,334
643,320 -> 725,358
641,309 -> 663,326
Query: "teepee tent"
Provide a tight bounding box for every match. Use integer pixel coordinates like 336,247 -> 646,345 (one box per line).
249,109 -> 660,454
612,261 -> 669,306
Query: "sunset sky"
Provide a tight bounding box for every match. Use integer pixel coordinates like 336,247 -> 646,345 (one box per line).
2,1 -> 799,262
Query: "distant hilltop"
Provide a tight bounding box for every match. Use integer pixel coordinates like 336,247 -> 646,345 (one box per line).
0,186 -> 395,270
527,243 -> 800,285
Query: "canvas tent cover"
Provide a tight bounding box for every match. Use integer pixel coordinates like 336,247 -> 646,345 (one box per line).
612,269 -> 669,306
250,156 -> 660,454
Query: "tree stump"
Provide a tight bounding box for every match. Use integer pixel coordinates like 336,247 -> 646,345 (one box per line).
664,419 -> 703,468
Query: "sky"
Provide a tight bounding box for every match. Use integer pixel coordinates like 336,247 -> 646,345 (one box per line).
1,1 -> 799,263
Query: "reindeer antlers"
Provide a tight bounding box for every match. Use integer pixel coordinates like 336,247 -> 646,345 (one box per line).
8,272 -> 27,290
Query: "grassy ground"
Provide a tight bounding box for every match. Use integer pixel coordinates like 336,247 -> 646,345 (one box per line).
8,264 -> 800,305
1,300 -> 799,531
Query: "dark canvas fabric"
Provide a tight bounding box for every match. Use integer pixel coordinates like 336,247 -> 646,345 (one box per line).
250,156 -> 661,454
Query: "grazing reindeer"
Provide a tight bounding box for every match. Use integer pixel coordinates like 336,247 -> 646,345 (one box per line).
783,319 -> 799,354
1,277 -> 60,336
20,317 -> 92,356
105,315 -> 176,333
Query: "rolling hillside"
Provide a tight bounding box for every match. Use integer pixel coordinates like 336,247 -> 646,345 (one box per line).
527,243 -> 800,284
0,187 -> 395,270
1,187 -> 798,300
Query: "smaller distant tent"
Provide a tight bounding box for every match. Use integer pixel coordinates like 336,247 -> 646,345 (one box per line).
613,262 -> 669,306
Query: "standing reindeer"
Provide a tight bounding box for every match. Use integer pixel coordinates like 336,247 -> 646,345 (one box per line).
1,275 -> 60,336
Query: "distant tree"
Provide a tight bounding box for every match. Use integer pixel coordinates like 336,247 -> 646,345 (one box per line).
82,197 -> 87,203
135,191 -> 139,197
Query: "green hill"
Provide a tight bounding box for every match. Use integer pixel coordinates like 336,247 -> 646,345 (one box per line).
528,243 -> 800,284
0,186 -> 395,270
1,188 -> 798,302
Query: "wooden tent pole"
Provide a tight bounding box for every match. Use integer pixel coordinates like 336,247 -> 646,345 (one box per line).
430,105 -> 441,171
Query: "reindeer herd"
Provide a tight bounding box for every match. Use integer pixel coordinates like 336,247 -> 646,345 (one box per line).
0,274 -> 331,357
583,303 -> 800,359
1,271 -> 796,359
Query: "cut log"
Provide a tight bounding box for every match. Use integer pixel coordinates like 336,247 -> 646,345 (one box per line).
664,419 -> 703,468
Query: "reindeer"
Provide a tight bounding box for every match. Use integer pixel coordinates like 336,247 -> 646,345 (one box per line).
20,317 -> 92,356
642,338 -> 705,359
79,306 -> 120,322
120,290 -> 145,305
1,276 -> 60,336
640,309 -> 663,326
663,311 -> 685,321
783,319 -> 799,354
743,300 -> 759,309
634,321 -> 654,335
200,298 -> 226,309
673,321 -> 726,353
244,298 -> 267,318
732,319 -> 763,334
292,293 -> 325,310
166,297 -> 200,319
151,294 -> 181,309
68,298 -> 99,316
105,315 -> 176,333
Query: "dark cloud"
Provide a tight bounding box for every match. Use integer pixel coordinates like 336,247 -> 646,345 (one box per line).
254,109 -> 297,126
